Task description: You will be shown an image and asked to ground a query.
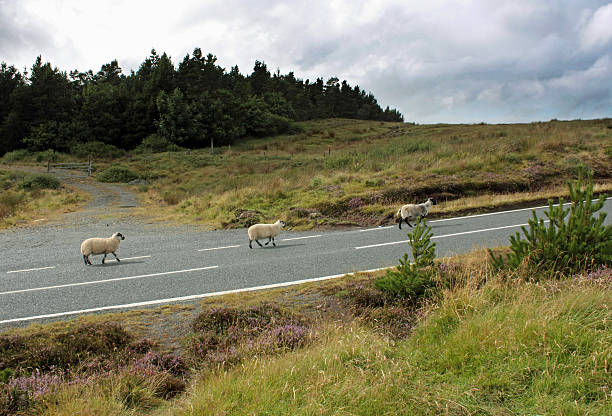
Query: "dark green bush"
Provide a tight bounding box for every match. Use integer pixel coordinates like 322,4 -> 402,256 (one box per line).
34,149 -> 59,163
490,172 -> 611,277
374,218 -> 437,301
97,166 -> 139,183
135,134 -> 182,153
20,174 -> 61,190
71,141 -> 125,159
1,149 -> 32,163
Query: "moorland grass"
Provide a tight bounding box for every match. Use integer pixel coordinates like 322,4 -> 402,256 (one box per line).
165,274 -> 611,416
0,169 -> 87,228
2,252 -> 609,416
123,118 -> 612,228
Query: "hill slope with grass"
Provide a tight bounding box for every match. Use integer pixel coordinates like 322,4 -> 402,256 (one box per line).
3,118 -> 612,230
115,118 -> 612,228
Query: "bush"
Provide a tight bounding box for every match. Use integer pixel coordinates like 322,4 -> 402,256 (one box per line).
374,218 -> 437,301
135,134 -> 182,153
20,174 -> 60,191
97,166 -> 139,183
1,149 -> 32,163
490,172 -> 611,277
34,149 -> 59,163
71,141 -> 125,159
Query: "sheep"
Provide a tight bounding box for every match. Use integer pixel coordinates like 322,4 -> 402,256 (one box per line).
396,198 -> 436,229
248,220 -> 286,249
81,232 -> 125,265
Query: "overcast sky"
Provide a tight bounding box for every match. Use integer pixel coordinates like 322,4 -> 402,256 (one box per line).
1,0 -> 611,123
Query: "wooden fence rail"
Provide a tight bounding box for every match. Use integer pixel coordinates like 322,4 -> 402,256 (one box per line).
47,160 -> 93,176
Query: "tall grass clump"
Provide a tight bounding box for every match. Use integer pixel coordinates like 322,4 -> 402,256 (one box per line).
490,171 -> 611,278
374,218 -> 437,301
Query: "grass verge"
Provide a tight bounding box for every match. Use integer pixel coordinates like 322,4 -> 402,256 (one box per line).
0,169 -> 88,229
1,252 -> 610,415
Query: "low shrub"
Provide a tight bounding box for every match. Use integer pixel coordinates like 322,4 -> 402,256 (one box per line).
33,150 -> 59,163
97,166 -> 139,183
1,149 -> 32,163
135,134 -> 182,153
490,171 -> 611,277
20,174 -> 60,191
374,218 -> 437,302
71,141 -> 125,159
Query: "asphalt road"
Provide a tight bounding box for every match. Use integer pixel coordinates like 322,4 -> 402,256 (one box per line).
1,198 -> 611,326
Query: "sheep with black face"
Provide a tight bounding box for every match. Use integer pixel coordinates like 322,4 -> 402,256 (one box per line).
397,198 -> 436,229
80,232 -> 125,265
248,220 -> 285,248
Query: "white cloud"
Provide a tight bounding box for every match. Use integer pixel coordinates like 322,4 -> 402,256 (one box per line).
0,0 -> 610,123
581,3 -> 612,49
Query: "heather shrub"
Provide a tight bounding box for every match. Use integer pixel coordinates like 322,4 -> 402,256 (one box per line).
0,322 -> 133,371
187,303 -> 309,366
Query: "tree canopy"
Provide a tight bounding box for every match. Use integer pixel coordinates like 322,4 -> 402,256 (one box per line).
0,49 -> 404,155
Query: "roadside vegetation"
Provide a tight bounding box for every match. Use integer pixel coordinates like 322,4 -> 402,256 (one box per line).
1,176 -> 610,415
4,117 -> 612,230
0,169 -> 86,228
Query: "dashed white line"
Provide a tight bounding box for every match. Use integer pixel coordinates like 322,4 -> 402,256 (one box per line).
0,266 -> 393,324
282,235 -> 322,241
6,266 -> 56,274
106,255 -> 151,263
358,226 -> 394,232
0,266 -> 219,296
354,222 -> 532,250
197,245 -> 240,252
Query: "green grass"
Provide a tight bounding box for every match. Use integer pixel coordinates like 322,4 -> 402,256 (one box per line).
122,118 -> 612,228
2,252 -> 610,415
0,169 -> 87,227
3,118 -> 611,229
165,276 -> 611,416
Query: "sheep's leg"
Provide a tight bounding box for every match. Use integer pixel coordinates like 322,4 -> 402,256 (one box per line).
112,252 -> 120,262
255,239 -> 264,247
83,254 -> 89,265
102,253 -> 107,264
406,219 -> 413,228
272,237 -> 276,247
265,237 -> 272,246
249,240 -> 253,249
398,217 -> 402,229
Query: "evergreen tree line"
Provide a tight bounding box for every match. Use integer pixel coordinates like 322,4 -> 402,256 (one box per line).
0,48 -> 404,156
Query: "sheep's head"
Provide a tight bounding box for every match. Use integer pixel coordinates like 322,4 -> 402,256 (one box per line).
428,198 -> 437,205
113,232 -> 125,240
277,220 -> 286,228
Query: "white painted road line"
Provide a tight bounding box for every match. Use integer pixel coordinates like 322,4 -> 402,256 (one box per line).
6,266 -> 56,274
106,255 -> 152,263
282,235 -> 322,241
354,222 -> 531,250
197,245 -> 240,252
358,226 -> 394,232
0,266 -> 219,296
429,196 -> 612,223
0,266 -> 393,324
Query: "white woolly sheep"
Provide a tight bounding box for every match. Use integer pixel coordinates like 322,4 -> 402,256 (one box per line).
81,232 -> 125,265
396,198 -> 436,229
248,220 -> 286,249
